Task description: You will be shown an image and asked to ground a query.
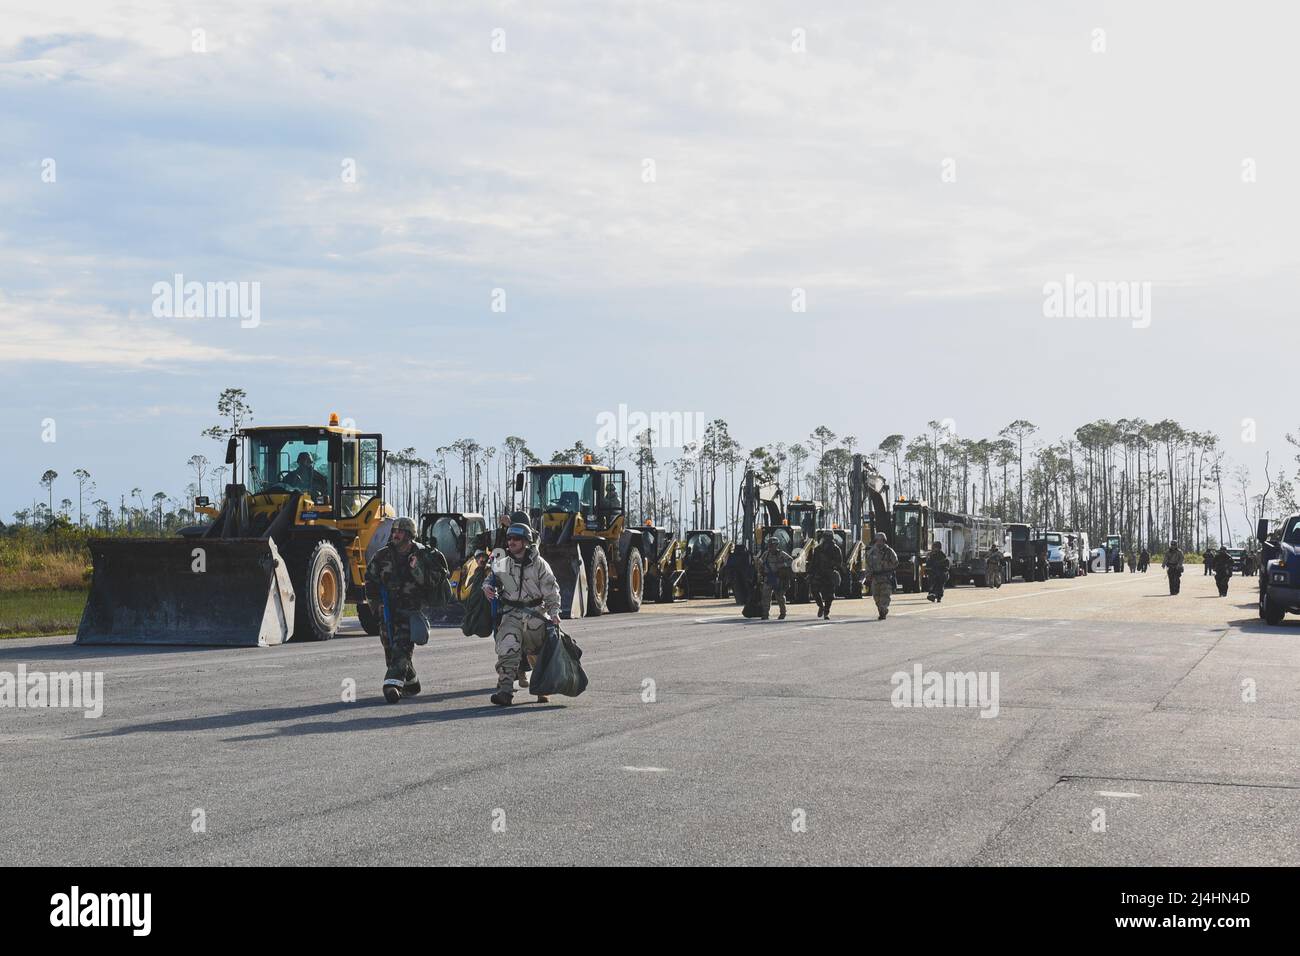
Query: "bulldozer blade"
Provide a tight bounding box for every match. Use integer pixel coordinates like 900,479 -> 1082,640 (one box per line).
76,538 -> 296,647
545,545 -> 588,619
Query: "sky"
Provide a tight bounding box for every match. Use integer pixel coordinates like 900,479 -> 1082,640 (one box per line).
2,0 -> 1298,522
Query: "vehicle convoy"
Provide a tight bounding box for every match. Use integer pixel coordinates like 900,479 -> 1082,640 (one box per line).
521,460 -> 644,618
682,529 -> 733,598
78,415 -> 391,646
1257,515 -> 1300,625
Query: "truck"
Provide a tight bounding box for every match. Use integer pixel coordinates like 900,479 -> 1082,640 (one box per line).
1257,515 -> 1300,625
891,499 -> 1006,590
1043,530 -> 1078,578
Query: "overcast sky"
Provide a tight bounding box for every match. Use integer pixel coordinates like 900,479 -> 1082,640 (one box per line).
2,0 -> 1298,522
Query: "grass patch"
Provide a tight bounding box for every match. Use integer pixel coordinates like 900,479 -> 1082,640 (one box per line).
0,588 -> 88,638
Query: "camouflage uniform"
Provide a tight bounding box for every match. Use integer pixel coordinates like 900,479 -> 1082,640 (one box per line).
1212,547 -> 1233,596
1162,545 -> 1184,595
490,545 -> 561,696
925,546 -> 950,604
365,540 -> 447,693
809,537 -> 844,617
758,545 -> 792,619
867,539 -> 899,619
985,546 -> 1003,588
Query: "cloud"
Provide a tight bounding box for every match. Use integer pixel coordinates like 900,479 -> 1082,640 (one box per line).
0,290 -> 247,366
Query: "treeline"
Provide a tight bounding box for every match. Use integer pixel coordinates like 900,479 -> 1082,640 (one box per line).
11,388 -> 1300,553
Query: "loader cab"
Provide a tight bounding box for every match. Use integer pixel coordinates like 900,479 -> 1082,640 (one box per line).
419,512 -> 490,569
760,525 -> 799,554
787,499 -> 825,539
243,425 -> 383,519
523,464 -> 627,535
892,501 -> 931,558
685,530 -> 723,562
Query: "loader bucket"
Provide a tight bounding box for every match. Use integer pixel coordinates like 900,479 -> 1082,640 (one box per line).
76,538 -> 296,647
545,545 -> 588,619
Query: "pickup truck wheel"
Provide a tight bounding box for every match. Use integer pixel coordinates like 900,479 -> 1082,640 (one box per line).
1264,592 -> 1286,625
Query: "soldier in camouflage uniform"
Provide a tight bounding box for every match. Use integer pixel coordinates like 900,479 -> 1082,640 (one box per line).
866,532 -> 899,620
810,531 -> 844,619
1162,541 -> 1185,595
1212,545 -> 1233,597
758,537 -> 792,620
985,544 -> 1003,588
365,516 -> 449,703
925,540 -> 950,604
482,522 -> 561,706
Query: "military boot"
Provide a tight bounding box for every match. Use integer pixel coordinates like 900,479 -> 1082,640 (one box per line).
382,679 -> 403,704
490,691 -> 513,706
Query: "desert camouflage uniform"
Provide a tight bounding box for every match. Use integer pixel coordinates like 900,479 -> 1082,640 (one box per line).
985,546 -> 1003,588
758,546 -> 793,619
490,546 -> 561,695
867,540 -> 899,617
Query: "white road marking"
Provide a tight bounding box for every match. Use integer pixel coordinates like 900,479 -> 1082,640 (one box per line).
623,766 -> 669,773
1096,790 -> 1141,798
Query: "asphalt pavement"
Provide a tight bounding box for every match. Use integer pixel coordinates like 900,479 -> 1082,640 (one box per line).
2,566 -> 1296,865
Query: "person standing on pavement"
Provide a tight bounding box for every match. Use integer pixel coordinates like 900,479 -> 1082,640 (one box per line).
810,531 -> 844,619
482,522 -> 561,706
1212,545 -> 1233,597
866,532 -> 899,620
757,537 -> 792,620
1162,541 -> 1185,595
926,541 -> 951,604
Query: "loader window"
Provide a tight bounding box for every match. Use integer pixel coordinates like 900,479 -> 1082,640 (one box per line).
430,516 -> 464,565
686,532 -> 714,560
247,433 -> 329,496
339,435 -> 381,518
530,471 -> 595,518
894,508 -> 921,553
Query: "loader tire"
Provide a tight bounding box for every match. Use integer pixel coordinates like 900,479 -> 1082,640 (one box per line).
585,546 -> 609,616
611,548 -> 644,613
295,540 -> 345,641
356,601 -> 381,636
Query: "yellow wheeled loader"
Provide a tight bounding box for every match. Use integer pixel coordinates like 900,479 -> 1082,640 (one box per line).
516,459 -> 644,618
77,416 -> 393,646
418,510 -> 492,624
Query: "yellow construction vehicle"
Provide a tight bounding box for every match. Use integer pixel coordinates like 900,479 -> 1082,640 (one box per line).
640,522 -> 684,603
77,414 -> 393,646
419,510 -> 492,622
682,529 -> 734,598
516,459 -> 644,618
